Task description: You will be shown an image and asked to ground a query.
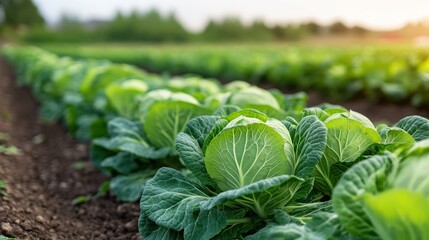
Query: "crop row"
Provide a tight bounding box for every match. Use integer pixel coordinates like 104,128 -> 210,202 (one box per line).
44,44 -> 429,107
2,45 -> 429,239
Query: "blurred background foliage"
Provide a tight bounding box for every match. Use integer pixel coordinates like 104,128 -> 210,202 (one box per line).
0,0 -> 379,43
1,0 -> 429,43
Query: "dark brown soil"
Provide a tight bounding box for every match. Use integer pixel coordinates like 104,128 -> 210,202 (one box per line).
0,58 -> 141,239
0,55 -> 429,240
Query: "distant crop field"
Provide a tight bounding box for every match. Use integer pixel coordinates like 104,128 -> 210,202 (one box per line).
40,42 -> 429,107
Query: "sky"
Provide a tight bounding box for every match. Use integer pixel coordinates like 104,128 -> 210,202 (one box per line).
33,0 -> 429,32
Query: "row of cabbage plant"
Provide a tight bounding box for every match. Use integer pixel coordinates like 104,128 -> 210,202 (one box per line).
3,45 -> 429,240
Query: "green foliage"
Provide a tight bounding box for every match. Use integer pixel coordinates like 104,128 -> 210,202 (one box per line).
0,180 -> 7,196
140,110 -> 328,238
141,108 -> 429,238
333,139 -> 429,240
110,170 -> 156,202
103,10 -> 189,42
1,0 -> 45,29
0,132 -> 21,156
0,236 -> 15,240
139,89 -> 211,150
71,161 -> 86,170
313,111 -> 382,195
95,181 -> 110,198
3,47 -> 305,201
395,115 -> 429,141
22,9 -> 190,43
43,43 -> 429,107
4,45 -> 429,240
14,6 -> 334,43
363,189 -> 429,240
105,79 -> 149,119
71,195 -> 91,205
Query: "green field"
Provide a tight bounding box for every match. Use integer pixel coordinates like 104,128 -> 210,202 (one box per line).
3,45 -> 429,239
40,43 -> 429,107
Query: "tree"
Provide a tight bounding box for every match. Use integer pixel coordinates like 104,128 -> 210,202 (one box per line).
350,26 -> 368,36
59,13 -> 82,29
301,21 -> 321,35
248,20 -> 274,41
202,17 -> 246,41
1,0 -> 45,29
329,21 -> 349,35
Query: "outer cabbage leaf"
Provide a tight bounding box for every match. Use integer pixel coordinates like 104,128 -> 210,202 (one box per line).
212,105 -> 241,117
332,154 -> 393,239
396,115 -> 429,141
176,133 -> 214,186
100,152 -> 139,175
289,116 -> 327,178
362,189 -> 429,240
144,101 -> 210,149
269,224 -> 324,240
185,116 -> 220,146
167,77 -> 220,101
140,168 -> 227,240
105,79 -> 148,119
284,92 -> 308,112
74,115 -> 108,141
201,175 -> 304,218
224,80 -> 251,91
80,64 -> 147,102
314,117 -> 382,195
92,117 -> 170,159
138,211 -> 183,240
138,89 -> 199,114
176,116 -> 219,186
110,170 -> 156,202
302,107 -> 330,122
228,87 -> 281,110
393,148 -> 429,197
379,127 -> 415,152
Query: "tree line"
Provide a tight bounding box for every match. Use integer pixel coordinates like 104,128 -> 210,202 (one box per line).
1,0 -> 371,43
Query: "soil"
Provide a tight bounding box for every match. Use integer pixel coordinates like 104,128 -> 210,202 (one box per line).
0,58 -> 141,239
0,55 -> 428,240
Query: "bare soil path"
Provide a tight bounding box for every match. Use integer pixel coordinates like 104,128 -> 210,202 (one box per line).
0,58 -> 140,240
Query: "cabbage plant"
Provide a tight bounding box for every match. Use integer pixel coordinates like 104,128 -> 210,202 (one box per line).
80,64 -> 163,113
91,89 -> 211,201
298,108 -> 429,197
138,89 -> 212,150
333,139 -> 429,240
247,115 -> 429,240
80,64 -> 147,102
166,76 -> 221,102
311,109 -> 382,195
138,109 -> 328,239
205,86 -> 290,118
105,79 -> 149,119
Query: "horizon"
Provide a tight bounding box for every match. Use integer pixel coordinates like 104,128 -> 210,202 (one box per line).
33,0 -> 429,32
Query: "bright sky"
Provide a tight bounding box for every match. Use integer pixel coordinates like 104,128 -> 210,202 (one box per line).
34,0 -> 429,31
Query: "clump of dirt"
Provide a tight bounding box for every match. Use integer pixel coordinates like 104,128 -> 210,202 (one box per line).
0,58 -> 141,240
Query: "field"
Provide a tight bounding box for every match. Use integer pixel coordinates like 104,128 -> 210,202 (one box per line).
1,44 -> 429,239
41,43 -> 429,107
